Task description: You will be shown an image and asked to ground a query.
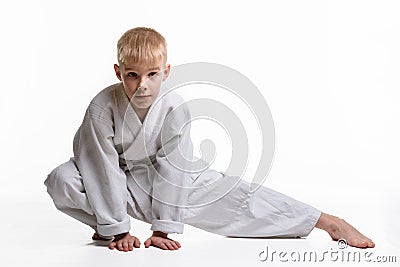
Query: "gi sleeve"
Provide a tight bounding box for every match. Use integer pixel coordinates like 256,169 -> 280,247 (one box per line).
150,103 -> 193,234
73,102 -> 130,237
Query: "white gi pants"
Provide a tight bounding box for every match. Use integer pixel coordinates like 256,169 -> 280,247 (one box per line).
44,157 -> 321,238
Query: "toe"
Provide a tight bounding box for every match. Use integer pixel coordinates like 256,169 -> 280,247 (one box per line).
368,239 -> 375,248
359,241 -> 369,248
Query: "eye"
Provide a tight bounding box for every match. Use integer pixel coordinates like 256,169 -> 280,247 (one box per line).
127,72 -> 137,78
149,72 -> 158,77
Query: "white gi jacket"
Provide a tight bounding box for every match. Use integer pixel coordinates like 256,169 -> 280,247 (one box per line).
73,82 -> 193,237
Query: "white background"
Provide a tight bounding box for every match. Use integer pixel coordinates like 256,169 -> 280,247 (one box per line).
0,0 -> 399,266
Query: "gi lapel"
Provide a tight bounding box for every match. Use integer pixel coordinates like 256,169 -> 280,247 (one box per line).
115,82 -> 164,160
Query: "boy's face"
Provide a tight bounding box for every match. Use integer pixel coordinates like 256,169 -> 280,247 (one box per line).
114,61 -> 170,112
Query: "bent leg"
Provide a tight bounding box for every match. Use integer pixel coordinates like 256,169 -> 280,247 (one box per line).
45,157 -> 149,233
44,157 -> 98,230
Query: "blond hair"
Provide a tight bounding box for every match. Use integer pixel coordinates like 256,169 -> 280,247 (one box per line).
117,27 -> 167,66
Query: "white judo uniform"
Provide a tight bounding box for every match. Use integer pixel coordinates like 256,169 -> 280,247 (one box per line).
44,82 -> 321,238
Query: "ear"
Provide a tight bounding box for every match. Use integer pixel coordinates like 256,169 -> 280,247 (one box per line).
114,64 -> 122,81
162,64 -> 171,81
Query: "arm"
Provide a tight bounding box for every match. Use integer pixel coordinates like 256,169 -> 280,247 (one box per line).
73,102 -> 130,237
146,103 -> 193,249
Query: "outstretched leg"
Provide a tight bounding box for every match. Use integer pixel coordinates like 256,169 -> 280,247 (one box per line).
185,174 -> 321,238
315,213 -> 375,248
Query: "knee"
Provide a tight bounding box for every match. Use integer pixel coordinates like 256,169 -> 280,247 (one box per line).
44,158 -> 80,208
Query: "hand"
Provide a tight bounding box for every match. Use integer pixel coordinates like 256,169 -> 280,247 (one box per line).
144,231 -> 181,250
109,232 -> 141,252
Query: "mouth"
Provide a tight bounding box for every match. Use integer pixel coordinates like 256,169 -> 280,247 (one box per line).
135,95 -> 151,98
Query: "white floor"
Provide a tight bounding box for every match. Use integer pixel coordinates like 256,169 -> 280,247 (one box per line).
2,1 -> 400,266
1,182 -> 399,267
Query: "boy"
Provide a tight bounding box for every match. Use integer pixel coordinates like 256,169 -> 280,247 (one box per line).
44,27 -> 375,252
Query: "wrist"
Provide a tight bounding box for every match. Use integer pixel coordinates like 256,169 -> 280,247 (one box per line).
114,232 -> 129,241
152,231 -> 168,238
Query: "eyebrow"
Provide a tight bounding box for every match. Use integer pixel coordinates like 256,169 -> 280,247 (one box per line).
124,67 -> 161,71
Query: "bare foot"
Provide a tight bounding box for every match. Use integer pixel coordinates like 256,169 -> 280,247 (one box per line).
92,232 -> 113,241
91,232 -> 114,247
315,213 -> 375,248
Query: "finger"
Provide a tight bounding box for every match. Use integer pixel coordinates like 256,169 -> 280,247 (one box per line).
165,242 -> 175,250
170,241 -> 179,250
123,240 -> 129,252
159,242 -> 168,250
174,241 -> 181,248
117,241 -> 124,251
128,240 -> 134,251
134,238 -> 141,248
109,242 -> 116,250
144,238 -> 151,248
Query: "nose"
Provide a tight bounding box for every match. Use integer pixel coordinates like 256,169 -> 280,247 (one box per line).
137,76 -> 148,91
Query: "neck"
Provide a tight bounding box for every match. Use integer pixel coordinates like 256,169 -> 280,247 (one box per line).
133,107 -> 149,123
